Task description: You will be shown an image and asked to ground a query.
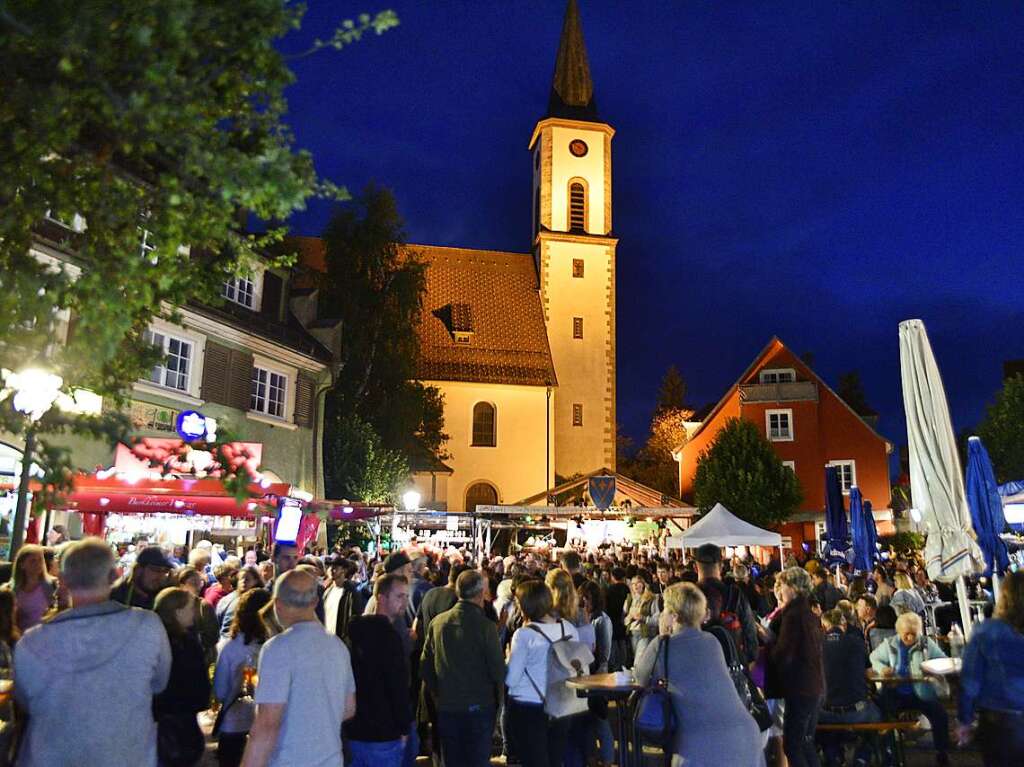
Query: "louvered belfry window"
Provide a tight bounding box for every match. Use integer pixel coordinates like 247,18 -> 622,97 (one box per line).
569,182 -> 586,232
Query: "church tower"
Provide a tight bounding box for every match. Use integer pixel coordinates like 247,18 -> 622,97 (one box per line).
531,0 -> 617,478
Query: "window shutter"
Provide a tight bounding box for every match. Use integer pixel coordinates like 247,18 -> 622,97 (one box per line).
261,272 -> 284,319
201,341 -> 232,405
294,374 -> 316,428
227,349 -> 254,411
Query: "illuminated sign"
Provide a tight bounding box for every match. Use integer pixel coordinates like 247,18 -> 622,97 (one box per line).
175,410 -> 217,443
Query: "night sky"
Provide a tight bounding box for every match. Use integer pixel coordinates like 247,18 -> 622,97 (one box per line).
282,1 -> 1024,458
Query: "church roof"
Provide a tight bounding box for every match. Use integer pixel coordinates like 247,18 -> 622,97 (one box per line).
413,245 -> 557,388
548,0 -> 598,121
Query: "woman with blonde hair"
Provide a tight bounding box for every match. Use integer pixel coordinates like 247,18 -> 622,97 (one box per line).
624,574 -> 659,663
890,570 -> 926,616
545,567 -> 579,624
5,543 -> 55,633
957,570 -> 1024,765
635,582 -> 762,766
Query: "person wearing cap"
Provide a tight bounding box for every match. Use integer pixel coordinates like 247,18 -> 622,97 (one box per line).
693,542 -> 759,666
110,545 -> 173,610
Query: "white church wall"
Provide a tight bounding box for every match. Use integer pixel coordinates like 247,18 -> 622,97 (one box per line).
422,379 -> 554,511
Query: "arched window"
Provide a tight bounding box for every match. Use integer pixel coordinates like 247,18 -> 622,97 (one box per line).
568,181 -> 586,232
471,402 -> 496,447
466,482 -> 498,512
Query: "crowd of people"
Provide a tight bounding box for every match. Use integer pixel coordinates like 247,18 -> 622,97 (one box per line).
0,533 -> 1020,767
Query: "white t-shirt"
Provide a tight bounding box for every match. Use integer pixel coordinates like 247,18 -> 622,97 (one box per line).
323,586 -> 345,635
255,621 -> 355,767
506,619 -> 579,704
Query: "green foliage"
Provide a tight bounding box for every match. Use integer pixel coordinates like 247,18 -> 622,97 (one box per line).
655,365 -> 687,414
320,185 -> 448,496
0,2 -> 396,498
324,412 -> 408,504
837,370 -> 872,415
693,417 -> 803,527
976,374 -> 1024,483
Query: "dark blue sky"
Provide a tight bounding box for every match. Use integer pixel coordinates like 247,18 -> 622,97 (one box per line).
283,1 -> 1024,452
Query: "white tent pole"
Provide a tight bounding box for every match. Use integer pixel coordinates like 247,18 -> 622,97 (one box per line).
955,575 -> 973,640
992,572 -> 1001,612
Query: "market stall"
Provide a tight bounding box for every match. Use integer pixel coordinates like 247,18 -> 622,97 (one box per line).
665,502 -> 784,563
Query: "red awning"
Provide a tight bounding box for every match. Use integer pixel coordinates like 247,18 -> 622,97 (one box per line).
3,473 -> 295,519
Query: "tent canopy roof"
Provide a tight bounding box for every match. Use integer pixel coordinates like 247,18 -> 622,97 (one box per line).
666,503 -> 781,548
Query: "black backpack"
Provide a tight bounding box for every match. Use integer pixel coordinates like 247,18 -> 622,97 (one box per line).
705,584 -> 747,662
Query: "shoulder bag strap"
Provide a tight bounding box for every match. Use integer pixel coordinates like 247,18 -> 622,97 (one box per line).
527,623 -> 555,644
522,625 -> 549,702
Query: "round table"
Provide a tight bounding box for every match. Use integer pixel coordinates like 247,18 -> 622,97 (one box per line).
567,673 -> 643,767
921,657 -> 962,676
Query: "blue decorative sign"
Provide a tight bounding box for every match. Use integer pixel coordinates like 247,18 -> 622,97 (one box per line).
175,410 -> 210,442
589,475 -> 616,511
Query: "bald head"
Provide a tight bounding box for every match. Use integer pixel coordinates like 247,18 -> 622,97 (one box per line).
274,569 -> 319,608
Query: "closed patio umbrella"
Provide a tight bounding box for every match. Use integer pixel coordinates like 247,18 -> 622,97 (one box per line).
863,500 -> 878,566
899,319 -> 983,635
850,487 -> 873,573
965,436 -> 1010,581
823,466 -> 849,562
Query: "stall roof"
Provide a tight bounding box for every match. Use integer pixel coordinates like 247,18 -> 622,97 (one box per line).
665,503 -> 781,548
515,468 -> 694,510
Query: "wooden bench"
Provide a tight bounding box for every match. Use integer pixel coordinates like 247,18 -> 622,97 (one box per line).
816,720 -> 920,766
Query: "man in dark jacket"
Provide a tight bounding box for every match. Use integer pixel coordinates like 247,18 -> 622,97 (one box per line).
818,609 -> 880,766
812,569 -> 845,612
322,557 -> 365,640
345,573 -> 414,765
420,570 -> 504,767
110,546 -> 173,609
695,543 -> 759,665
605,567 -> 630,670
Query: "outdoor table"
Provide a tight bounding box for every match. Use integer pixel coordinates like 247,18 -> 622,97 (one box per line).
567,672 -> 643,767
921,657 -> 961,677
866,669 -> 930,685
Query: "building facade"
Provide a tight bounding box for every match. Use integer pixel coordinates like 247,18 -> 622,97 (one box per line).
1,215 -> 338,537
674,337 -> 893,551
296,1 -> 617,512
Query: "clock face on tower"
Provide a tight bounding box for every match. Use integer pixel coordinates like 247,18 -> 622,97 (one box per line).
569,139 -> 588,158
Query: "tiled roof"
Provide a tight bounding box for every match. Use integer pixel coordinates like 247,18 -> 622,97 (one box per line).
412,245 -> 556,387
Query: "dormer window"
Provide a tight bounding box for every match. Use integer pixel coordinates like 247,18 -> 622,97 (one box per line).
448,302 -> 474,344
223,276 -> 256,309
760,368 -> 795,384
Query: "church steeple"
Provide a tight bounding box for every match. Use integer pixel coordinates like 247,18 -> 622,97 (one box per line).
548,0 -> 597,120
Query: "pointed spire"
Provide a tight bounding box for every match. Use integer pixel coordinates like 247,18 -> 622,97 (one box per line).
548,0 -> 598,120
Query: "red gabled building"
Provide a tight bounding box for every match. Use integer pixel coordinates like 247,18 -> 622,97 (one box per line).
674,338 -> 893,553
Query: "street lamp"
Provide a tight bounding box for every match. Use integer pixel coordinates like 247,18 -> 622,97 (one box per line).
402,490 -> 421,513
6,368 -> 63,558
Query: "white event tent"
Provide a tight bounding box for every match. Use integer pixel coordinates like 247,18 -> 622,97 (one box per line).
666,503 -> 784,563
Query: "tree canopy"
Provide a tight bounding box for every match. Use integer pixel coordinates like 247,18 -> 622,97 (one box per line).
693,417 -> 803,527
655,364 -> 687,414
320,185 -> 448,501
976,374 -> 1024,483
0,1 -> 397,503
837,370 -> 873,416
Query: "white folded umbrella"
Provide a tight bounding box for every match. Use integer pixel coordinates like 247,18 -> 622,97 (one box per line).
899,319 -> 983,634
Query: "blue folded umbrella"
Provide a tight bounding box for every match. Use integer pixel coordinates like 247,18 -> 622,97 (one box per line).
823,466 -> 850,563
966,437 -> 1010,576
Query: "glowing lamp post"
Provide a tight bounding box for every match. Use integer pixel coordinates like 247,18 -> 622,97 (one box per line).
402,490 -> 421,513
6,369 -> 63,558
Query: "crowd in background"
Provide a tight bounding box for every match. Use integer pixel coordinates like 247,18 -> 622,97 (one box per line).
0,531 -> 1020,767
